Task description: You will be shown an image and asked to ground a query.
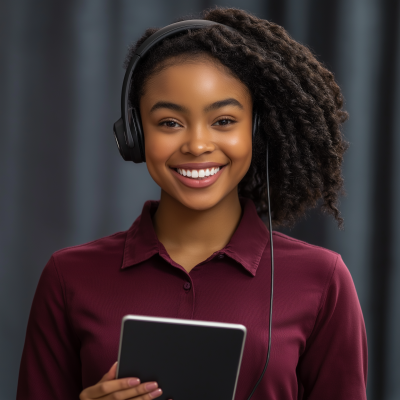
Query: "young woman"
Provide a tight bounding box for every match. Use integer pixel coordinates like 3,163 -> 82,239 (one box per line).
17,7 -> 367,400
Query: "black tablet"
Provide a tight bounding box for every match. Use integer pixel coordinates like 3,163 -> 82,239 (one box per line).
116,315 -> 247,400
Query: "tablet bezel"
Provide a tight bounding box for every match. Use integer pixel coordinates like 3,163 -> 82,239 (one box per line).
116,314 -> 247,400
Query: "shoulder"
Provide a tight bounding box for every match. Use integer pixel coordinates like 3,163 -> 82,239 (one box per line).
271,231 -> 344,291
50,230 -> 128,281
272,230 -> 340,262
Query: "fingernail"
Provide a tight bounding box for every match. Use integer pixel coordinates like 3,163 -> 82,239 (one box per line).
149,388 -> 162,399
145,382 -> 158,391
128,378 -> 140,386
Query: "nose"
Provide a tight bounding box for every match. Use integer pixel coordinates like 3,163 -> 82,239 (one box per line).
180,123 -> 216,156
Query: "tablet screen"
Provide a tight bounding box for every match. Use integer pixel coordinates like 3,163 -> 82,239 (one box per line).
117,315 -> 247,400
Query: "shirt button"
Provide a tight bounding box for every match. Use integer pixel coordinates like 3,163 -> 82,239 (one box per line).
218,253 -> 225,259
183,282 -> 191,290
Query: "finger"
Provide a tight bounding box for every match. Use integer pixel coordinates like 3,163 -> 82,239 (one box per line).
127,389 -> 163,400
119,382 -> 163,400
83,376 -> 141,399
100,381 -> 160,400
110,361 -> 118,380
99,361 -> 118,383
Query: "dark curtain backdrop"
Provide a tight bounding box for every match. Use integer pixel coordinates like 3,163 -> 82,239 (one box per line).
1,0 -> 399,399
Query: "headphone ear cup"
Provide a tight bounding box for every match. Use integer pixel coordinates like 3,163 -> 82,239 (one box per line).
124,108 -> 144,163
113,110 -> 144,163
132,108 -> 146,162
113,118 -> 133,161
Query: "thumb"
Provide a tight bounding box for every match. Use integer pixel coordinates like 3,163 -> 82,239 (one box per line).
100,361 -> 118,382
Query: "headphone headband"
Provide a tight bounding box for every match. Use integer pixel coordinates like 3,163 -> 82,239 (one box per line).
113,19 -> 256,163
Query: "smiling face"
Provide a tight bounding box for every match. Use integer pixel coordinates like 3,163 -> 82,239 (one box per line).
139,55 -> 253,211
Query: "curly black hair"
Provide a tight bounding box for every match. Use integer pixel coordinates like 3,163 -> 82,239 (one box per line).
123,7 -> 349,229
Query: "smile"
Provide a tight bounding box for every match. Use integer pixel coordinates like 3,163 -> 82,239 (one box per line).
176,167 -> 220,180
169,164 -> 226,188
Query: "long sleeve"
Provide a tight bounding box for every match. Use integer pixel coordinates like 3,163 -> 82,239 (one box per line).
296,255 -> 368,399
17,255 -> 82,399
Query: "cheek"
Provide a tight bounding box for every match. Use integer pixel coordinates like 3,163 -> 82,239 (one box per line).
144,133 -> 177,186
224,134 -> 253,178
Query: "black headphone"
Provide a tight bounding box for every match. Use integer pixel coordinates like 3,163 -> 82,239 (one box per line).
113,20 -> 274,400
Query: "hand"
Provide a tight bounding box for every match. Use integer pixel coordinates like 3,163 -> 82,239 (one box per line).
79,362 -> 164,400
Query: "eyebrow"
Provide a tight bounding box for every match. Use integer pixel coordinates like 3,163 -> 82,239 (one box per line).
149,98 -> 244,114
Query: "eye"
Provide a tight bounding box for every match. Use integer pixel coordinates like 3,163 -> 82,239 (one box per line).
159,119 -> 182,128
213,118 -> 236,126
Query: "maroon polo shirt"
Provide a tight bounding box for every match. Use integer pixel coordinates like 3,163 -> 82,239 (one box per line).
17,198 -> 367,399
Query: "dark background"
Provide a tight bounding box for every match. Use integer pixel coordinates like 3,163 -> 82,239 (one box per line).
1,0 -> 399,399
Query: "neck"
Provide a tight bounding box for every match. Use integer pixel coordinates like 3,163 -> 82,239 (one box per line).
153,189 -> 242,254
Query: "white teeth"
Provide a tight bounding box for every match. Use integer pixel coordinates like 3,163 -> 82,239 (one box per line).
176,167 -> 221,179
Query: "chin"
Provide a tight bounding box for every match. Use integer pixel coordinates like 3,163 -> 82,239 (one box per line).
176,193 -> 224,212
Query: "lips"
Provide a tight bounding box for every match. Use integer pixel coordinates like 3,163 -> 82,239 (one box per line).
170,164 -> 226,189
169,162 -> 225,169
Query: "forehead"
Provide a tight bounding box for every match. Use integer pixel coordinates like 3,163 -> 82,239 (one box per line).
142,55 -> 252,104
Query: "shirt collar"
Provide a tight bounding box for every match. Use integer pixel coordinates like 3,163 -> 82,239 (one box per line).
122,197 -> 269,276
